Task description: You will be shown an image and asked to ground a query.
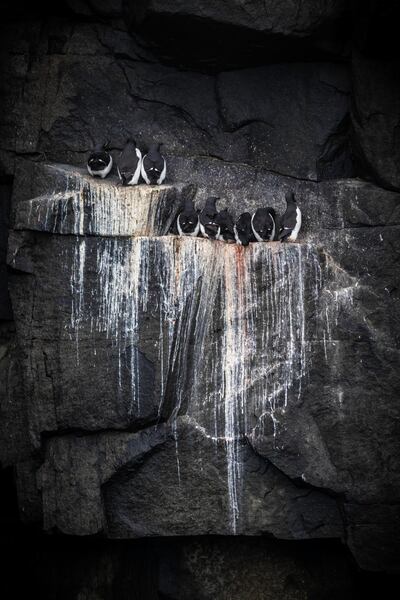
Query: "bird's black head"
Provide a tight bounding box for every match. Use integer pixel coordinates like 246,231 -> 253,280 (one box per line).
252,208 -> 275,241
235,212 -> 254,246
88,154 -> 108,170
178,210 -> 198,233
179,198 -> 197,220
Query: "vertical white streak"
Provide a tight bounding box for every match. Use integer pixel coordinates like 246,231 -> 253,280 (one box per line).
66,232 -> 329,534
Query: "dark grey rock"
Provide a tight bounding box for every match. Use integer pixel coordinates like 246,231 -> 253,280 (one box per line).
2,20 -> 351,183
37,420 -> 342,538
345,503 -> 400,573
65,0 -> 123,18
13,163 -> 195,237
5,164 -> 400,573
15,457 -> 44,523
158,537 -> 358,600
0,324 -> 33,468
1,531 -> 362,600
130,0 -> 348,35
1,1 -> 400,580
216,63 -> 351,179
351,52 -> 400,191
0,182 -> 13,319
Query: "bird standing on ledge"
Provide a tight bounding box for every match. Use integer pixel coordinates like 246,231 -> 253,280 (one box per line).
216,209 -> 236,243
234,212 -> 256,246
251,207 -> 276,241
278,192 -> 302,242
117,138 -> 142,185
141,143 -> 166,185
177,198 -> 200,236
199,197 -> 221,239
87,142 -> 113,179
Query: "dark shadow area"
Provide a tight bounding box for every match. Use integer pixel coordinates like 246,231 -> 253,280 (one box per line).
0,465 -> 399,600
0,177 -> 13,320
352,0 -> 400,58
129,12 -> 353,72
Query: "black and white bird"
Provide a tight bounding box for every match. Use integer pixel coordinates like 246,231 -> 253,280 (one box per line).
117,138 -> 142,185
251,207 -> 276,242
177,198 -> 200,237
199,197 -> 221,239
215,209 -> 235,243
141,143 -> 166,185
278,192 -> 302,242
87,142 -> 113,179
234,212 -> 256,246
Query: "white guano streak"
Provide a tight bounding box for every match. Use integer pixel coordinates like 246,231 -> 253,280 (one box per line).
27,180 -> 169,236
68,236 -> 325,535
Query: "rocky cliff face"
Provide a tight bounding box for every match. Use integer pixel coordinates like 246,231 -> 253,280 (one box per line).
5,160 -> 400,572
1,0 -> 400,597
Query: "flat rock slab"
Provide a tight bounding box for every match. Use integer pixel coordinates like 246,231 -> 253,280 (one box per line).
8,231 -> 323,439
14,163 -> 195,237
38,419 -> 343,539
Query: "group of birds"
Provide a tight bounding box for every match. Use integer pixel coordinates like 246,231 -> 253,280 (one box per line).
87,140 -> 166,185
86,141 -> 301,244
175,195 -> 301,245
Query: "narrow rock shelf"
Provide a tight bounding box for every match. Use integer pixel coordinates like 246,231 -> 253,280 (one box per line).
6,161 -> 399,572
14,163 -> 194,237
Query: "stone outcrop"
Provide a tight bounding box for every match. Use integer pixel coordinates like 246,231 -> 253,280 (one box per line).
351,52 -> 400,191
129,0 -> 348,34
0,18 -> 351,184
4,162 -> 400,573
1,0 -> 400,591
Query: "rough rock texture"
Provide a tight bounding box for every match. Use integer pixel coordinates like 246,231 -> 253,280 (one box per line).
13,163 -> 194,237
0,182 -> 12,319
4,163 -> 400,574
158,537 -> 358,600
0,16 -> 352,185
1,527 -> 365,600
351,52 -> 400,191
1,0 -> 400,589
130,0 -> 348,34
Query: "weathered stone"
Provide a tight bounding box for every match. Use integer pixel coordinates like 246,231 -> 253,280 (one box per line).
0,182 -> 12,319
158,537 -> 358,600
66,0 -> 123,18
2,22 -> 351,183
5,164 -> 400,572
216,63 -> 351,179
1,0 -> 400,581
0,325 -> 32,468
37,421 -> 342,538
130,0 -> 348,36
15,457 -> 43,523
13,163 -> 194,237
351,52 -> 400,191
1,531 -> 363,600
